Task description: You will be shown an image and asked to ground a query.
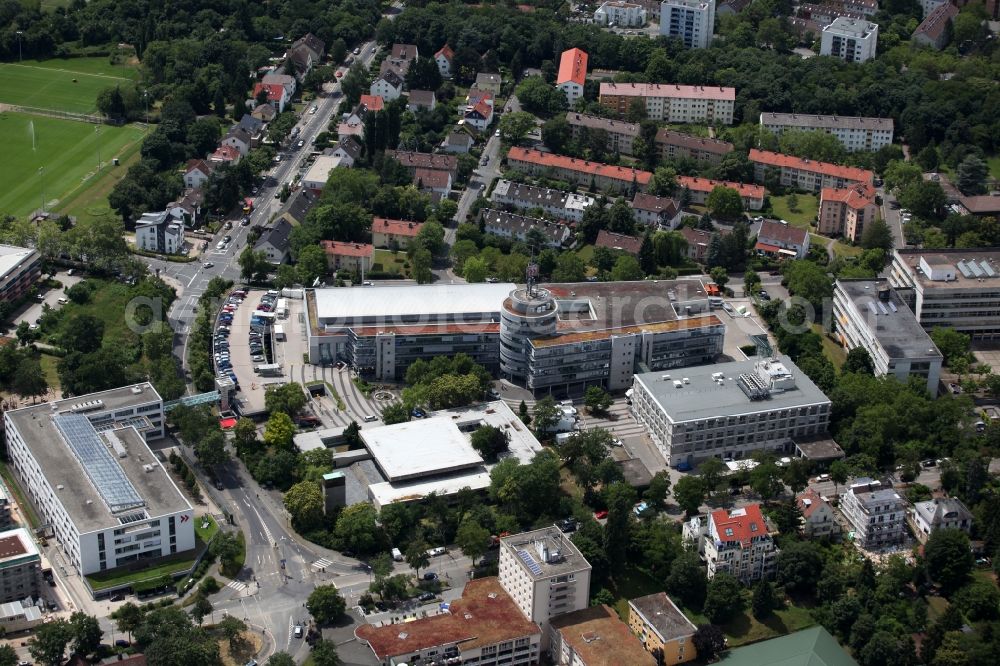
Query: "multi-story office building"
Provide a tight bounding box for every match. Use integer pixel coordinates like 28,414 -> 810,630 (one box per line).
656,129 -> 734,165
909,498 -> 973,544
631,356 -> 831,468
595,1 -> 648,26
676,176 -> 766,210
600,82 -> 735,124
760,112 -> 894,153
749,149 -> 874,192
832,279 -> 942,395
888,248 -> 1000,340
492,180 -> 596,223
556,48 -> 588,106
0,245 -> 41,304
5,384 -> 194,580
481,209 -> 573,249
685,504 -> 779,584
355,577 -> 541,666
506,147 -> 652,194
499,526 -> 592,648
820,18 -> 879,62
0,528 -> 42,604
659,0 -> 716,49
818,183 -> 879,242
840,478 -> 906,548
628,593 -> 698,664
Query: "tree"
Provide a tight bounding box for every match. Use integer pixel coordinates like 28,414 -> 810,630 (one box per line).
898,181 -> 946,220
931,327 -> 972,367
674,476 -> 705,516
751,580 -> 781,619
405,541 -> 430,576
829,460 -> 849,497
29,618 -> 70,666
14,357 -> 48,402
693,624 -> 727,662
706,186 -> 744,220
860,218 -> 893,252
604,482 -> 637,564
238,247 -> 268,282
307,585 -> 347,625
698,457 -> 727,496
265,383 -> 307,416
611,255 -> 644,281
843,347 -> 874,375
499,111 -> 536,143
405,56 -> 442,91
0,645 -> 17,666
233,418 -> 260,456
542,115 -> 572,153
956,155 -> 988,195
411,247 -> 433,284
552,252 -> 586,282
644,471 -> 671,511
334,503 -> 382,555
311,639 -> 344,666
776,541 -> 824,594
380,402 -> 409,425
515,76 -> 566,116
456,519 -> 490,565
704,573 -> 746,624
190,595 -> 213,625
263,412 -> 296,450
925,528 -> 974,590
583,386 -> 612,414
112,602 -> 143,642
463,256 -> 489,283
667,552 -> 708,610
649,167 -> 678,197
196,430 -> 229,468
61,313 -> 104,353
68,611 -> 102,656
470,425 -> 509,462
533,396 -> 562,433
296,244 -> 328,286
284,481 -> 324,532
267,653 -> 296,666
710,266 -> 729,290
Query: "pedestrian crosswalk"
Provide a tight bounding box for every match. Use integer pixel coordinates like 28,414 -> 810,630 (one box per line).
311,557 -> 334,571
226,580 -> 247,592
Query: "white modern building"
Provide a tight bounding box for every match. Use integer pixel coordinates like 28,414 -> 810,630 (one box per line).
595,1 -> 648,27
684,504 -> 779,584
491,180 -> 596,223
134,211 -> 185,255
659,0 -> 715,49
832,279 -> 942,395
631,356 -> 832,468
840,478 -> 906,548
302,155 -> 346,193
499,526 -> 592,648
909,498 -> 973,544
4,384 -> 195,580
820,18 -> 879,63
759,112 -> 894,153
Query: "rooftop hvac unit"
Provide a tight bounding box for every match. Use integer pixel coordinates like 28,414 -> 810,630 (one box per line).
737,372 -> 770,400
673,380 -> 683,388
130,386 -> 143,394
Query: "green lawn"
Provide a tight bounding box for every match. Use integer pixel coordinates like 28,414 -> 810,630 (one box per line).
0,112 -> 145,218
195,515 -> 219,544
0,58 -> 135,114
86,552 -> 198,591
608,567 -> 664,621
39,353 -> 61,395
988,155 -> 1000,181
832,241 -> 863,259
720,605 -> 816,647
371,249 -> 409,277
0,461 -> 41,529
769,194 -> 819,229
813,323 -> 847,370
57,279 -> 136,346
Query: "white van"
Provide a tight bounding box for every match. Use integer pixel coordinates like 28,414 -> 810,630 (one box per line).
427,546 -> 446,557
391,547 -> 403,562
363,414 -> 377,422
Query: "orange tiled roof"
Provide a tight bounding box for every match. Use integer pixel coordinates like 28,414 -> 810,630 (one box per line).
374,218 -> 423,237
557,48 -> 588,87
435,44 -> 454,60
711,504 -> 769,548
749,149 -> 874,184
507,147 -> 652,186
677,176 -> 764,199
359,94 -> 384,112
821,182 -> 876,210
320,240 -> 373,258
252,82 -> 285,102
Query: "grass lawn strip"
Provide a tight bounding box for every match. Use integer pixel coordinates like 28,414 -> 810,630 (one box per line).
86,552 -> 198,590
769,194 -> 818,229
0,462 -> 41,528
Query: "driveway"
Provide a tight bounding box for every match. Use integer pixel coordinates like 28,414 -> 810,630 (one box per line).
5,270 -> 82,335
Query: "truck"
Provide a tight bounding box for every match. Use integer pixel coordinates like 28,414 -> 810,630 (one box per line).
274,325 -> 286,341
254,363 -> 282,377
391,547 -> 403,562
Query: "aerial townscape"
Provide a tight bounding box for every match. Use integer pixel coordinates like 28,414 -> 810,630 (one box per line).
1,1 -> 1000,666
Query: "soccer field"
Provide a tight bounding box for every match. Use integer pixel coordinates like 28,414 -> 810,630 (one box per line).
0,112 -> 145,218
0,57 -> 135,115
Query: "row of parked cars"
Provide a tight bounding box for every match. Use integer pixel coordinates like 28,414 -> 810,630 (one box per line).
215,289 -> 247,384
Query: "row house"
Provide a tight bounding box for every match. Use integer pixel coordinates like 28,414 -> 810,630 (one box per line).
677,176 -> 765,210
491,179 -> 596,223
749,149 -> 874,192
505,147 -> 652,194
599,82 -> 736,124
481,209 -> 572,249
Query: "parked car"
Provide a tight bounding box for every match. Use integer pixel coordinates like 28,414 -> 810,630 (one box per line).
423,572 -> 439,581
594,510 -> 609,520
418,592 -> 435,602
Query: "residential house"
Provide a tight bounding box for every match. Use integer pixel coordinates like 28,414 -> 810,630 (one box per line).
594,1 -> 648,27
756,220 -> 810,259
251,103 -> 277,123
958,195 -> 1000,218
183,159 -> 213,190
635,0 -> 662,21
686,504 -> 779,584
254,219 -> 295,265
599,82 -> 735,124
328,136 -> 362,168
818,183 -> 878,242
628,593 -> 698,665
384,43 -> 419,77
566,112 -> 638,155
237,114 -> 266,148
676,176 -> 765,210
912,2 -> 958,50
441,131 -> 474,154
372,218 -> 424,250
292,33 -> 325,63
759,112 -> 894,153
796,488 -> 840,539
406,90 -> 436,111
491,179 -> 596,222
481,209 -> 572,249
370,69 -> 404,102
135,211 -> 185,255
414,167 -> 452,195
749,149 -> 874,192
166,188 -> 203,227
208,144 -> 241,165
338,95 -> 383,138
596,229 -> 642,256
844,0 -> 880,16
261,72 -> 296,99
840,478 -> 906,548
505,147 -> 652,194
921,0 -> 947,17
435,44 -> 454,78
820,18 -> 879,62
798,3 -> 865,25
303,155 -> 346,192
659,0 -> 716,49
463,98 -> 494,131
321,240 -> 373,274
549,605 -> 655,666
655,129 -> 734,165
276,187 -> 318,228
909,498 -> 973,544
222,127 -> 251,156
679,227 -> 716,262
252,82 -> 289,113
386,151 -> 458,180
475,72 -> 502,96
556,48 -> 588,106
717,0 -> 753,14
632,193 -> 681,228
287,35 -> 325,78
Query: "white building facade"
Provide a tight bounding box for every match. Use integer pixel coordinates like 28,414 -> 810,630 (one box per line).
595,1 -> 648,26
840,479 -> 906,548
820,18 -> 879,63
659,0 -> 715,49
759,112 -> 894,153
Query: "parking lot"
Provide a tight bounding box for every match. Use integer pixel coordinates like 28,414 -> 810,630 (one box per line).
4,270 -> 82,336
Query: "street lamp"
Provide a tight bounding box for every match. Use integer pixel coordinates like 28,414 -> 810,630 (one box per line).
95,126 -> 101,171
143,91 -> 149,129
15,31 -> 22,63
38,167 -> 45,213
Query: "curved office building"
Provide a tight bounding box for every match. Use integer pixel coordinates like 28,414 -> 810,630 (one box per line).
500,287 -> 558,382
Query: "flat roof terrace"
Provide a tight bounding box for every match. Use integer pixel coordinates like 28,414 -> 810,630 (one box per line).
360,417 -> 485,483
836,280 -> 941,359
310,283 -> 515,327
545,279 -> 712,331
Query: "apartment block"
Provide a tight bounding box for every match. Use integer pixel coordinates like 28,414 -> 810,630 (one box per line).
566,113 -> 639,156
659,0 -> 716,49
677,176 -> 766,210
832,279 -> 942,395
0,479 -> 12,530
0,245 -> 40,305
499,526 -> 592,648
887,249 -> 1000,340
595,1 -> 648,26
840,478 -> 906,548
0,528 -> 42,604
818,183 -> 879,242
557,48 -> 588,106
912,2 -> 959,50
685,504 -> 779,584
481,209 -> 573,249
371,217 -> 424,250
749,149 -> 874,192
320,241 -> 372,275
909,498 -> 973,544
628,593 -> 698,664
820,18 -> 879,62
631,356 -> 831,468
760,112 -> 894,153
134,211 -> 185,255
599,82 -> 735,124
550,604 -> 655,665
506,147 -> 652,194
492,180 -> 596,223
656,129 -> 734,165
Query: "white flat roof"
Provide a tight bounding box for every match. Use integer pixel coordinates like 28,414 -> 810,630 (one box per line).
429,400 -> 543,464
362,417 -> 485,482
311,283 -> 515,323
368,471 -> 492,509
0,245 -> 36,280
303,155 -> 344,187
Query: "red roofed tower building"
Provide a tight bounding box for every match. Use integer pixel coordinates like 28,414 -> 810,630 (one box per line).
556,48 -> 588,106
701,504 -> 779,584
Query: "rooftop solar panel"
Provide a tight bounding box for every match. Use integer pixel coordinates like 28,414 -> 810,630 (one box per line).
518,549 -> 543,576
981,260 -> 995,277
53,414 -> 145,513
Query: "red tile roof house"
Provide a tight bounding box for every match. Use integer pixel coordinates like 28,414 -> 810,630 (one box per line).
435,44 -> 455,77
596,229 -> 643,256
556,47 -> 588,105
676,176 -> 766,211
184,159 -> 214,190
208,143 -> 241,165
320,240 -> 373,274
372,217 -> 424,250
252,81 -> 289,112
414,167 -> 453,195
796,488 -> 841,539
506,147 -> 652,195
912,2 -> 959,50
678,226 -> 722,262
749,148 -> 874,193
755,219 -> 810,259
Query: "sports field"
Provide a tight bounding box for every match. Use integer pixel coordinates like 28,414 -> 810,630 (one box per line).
0,57 -> 136,114
0,112 -> 145,218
